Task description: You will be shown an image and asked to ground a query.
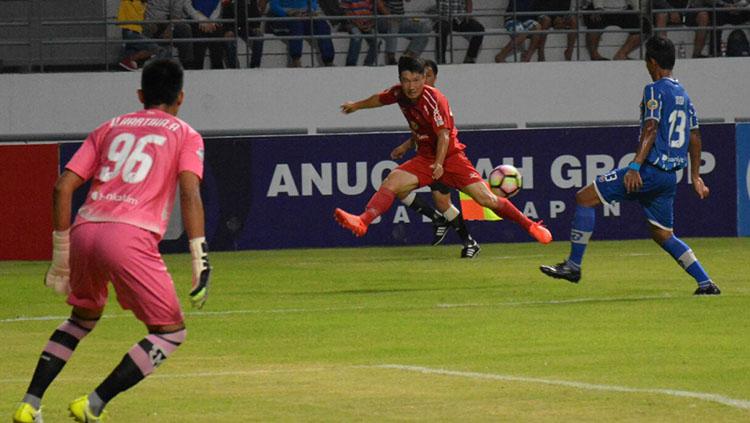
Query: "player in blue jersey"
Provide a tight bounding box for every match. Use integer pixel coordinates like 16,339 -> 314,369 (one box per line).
539,36 -> 720,295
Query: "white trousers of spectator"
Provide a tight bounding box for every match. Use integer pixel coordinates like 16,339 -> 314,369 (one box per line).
377,17 -> 431,56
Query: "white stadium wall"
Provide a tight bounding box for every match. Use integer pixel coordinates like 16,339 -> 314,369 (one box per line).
0,58 -> 749,138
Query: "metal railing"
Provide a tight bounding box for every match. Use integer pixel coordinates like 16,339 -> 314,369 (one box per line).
0,0 -> 748,72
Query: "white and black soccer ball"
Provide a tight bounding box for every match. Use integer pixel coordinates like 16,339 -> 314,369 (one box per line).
488,164 -> 523,198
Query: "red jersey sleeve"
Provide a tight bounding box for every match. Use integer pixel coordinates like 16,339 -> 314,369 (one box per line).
178,125 -> 205,180
65,120 -> 111,181
426,89 -> 452,135
378,85 -> 401,105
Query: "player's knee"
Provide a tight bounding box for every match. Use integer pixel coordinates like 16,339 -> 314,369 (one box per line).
148,322 -> 186,335
475,192 -> 496,208
381,175 -> 400,193
649,227 -> 673,245
433,195 -> 451,212
72,307 -> 103,325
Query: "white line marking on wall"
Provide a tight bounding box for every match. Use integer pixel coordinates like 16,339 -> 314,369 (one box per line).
374,364 -> 750,410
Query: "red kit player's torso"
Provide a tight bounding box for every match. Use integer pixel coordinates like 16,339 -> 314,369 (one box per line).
378,85 -> 465,159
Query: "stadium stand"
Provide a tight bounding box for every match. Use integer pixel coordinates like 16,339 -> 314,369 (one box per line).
0,0 -> 748,71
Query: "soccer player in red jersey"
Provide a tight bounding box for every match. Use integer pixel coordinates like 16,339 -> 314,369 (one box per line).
13,59 -> 211,423
334,56 -> 552,246
389,59 -> 481,258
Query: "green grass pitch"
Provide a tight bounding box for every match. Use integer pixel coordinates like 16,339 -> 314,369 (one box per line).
2,237 -> 750,421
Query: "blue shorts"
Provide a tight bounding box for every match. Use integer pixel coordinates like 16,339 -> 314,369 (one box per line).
594,164 -> 677,230
504,19 -> 538,35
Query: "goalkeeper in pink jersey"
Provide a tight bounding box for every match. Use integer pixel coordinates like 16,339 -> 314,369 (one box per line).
13,58 -> 211,423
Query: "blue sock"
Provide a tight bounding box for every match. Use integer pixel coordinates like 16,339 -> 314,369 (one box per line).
567,205 -> 595,269
660,236 -> 712,287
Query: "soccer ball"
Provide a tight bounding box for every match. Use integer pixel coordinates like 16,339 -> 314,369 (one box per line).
488,164 -> 523,198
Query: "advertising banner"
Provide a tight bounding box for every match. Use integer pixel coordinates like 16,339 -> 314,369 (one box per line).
737,124 -> 750,237
1,144 -> 58,260
59,124 -> 738,253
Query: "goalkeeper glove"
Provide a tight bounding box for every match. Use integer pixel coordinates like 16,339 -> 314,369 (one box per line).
45,229 -> 71,295
189,237 -> 211,309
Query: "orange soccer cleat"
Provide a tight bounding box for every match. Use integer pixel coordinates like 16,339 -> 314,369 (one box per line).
334,208 -> 368,237
528,220 -> 553,244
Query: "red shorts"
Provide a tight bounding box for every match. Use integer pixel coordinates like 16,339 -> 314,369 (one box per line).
67,222 -> 183,326
397,152 -> 484,189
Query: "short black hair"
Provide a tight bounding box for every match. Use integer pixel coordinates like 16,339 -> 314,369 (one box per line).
423,59 -> 438,76
141,58 -> 184,108
398,55 -> 424,75
645,36 -> 675,70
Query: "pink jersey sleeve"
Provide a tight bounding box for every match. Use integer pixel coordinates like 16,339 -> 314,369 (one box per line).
179,126 -> 205,179
378,85 -> 401,105
65,122 -> 111,180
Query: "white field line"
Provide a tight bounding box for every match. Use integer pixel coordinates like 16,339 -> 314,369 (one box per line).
0,295 -> 679,324
0,367 -> 334,385
374,364 -> 750,411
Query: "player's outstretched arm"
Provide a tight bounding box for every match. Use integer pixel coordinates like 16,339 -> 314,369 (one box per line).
688,129 -> 709,199
180,171 -> 211,309
624,120 -> 657,193
390,135 -> 417,160
430,129 -> 450,180
341,94 -> 383,114
45,171 -> 86,295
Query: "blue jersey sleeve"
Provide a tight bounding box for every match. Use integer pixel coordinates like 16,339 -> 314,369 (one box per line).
642,84 -> 662,122
687,100 -> 699,130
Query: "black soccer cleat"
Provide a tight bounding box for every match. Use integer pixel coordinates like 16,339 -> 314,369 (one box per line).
431,217 -> 450,246
461,239 -> 481,259
694,283 -> 721,296
540,261 -> 581,283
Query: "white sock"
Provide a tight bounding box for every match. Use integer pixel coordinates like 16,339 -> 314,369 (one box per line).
401,191 -> 416,206
443,205 -> 460,222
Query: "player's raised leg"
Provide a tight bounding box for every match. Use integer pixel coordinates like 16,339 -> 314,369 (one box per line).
461,181 -> 552,244
540,183 -> 600,283
13,308 -> 100,423
335,169 -> 419,237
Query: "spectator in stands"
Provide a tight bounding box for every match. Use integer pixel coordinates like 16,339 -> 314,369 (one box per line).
495,0 -> 542,62
710,0 -> 750,55
222,0 -> 266,68
582,0 -> 650,60
377,0 -> 432,65
533,0 -> 579,60
145,0 -> 215,66
192,0 -> 225,69
117,0 -> 163,71
436,0 -> 485,63
318,0 -> 347,30
652,0 -> 711,58
269,0 -> 335,67
341,0 -> 388,66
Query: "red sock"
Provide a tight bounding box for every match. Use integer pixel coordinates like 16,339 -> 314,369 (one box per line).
492,197 -> 532,230
360,187 -> 396,226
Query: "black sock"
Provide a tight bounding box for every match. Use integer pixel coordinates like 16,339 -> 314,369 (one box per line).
26,354 -> 67,401
25,318 -> 94,402
449,213 -> 472,244
407,195 -> 442,221
94,353 -> 146,406
93,330 -> 185,413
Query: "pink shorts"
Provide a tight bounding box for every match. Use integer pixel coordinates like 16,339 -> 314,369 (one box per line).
67,222 -> 184,326
397,152 -> 484,189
